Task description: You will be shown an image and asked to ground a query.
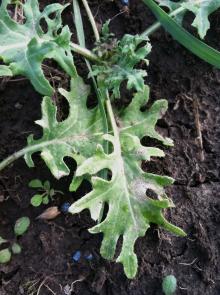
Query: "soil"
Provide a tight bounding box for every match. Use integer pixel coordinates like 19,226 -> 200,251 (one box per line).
0,0 -> 220,294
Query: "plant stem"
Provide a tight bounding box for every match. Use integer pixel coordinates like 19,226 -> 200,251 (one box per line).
78,0 -> 110,223
0,140 -> 58,172
141,6 -> 186,37
101,96 -> 122,224
70,42 -> 100,62
81,0 -> 100,42
106,98 -> 120,153
87,62 -> 109,138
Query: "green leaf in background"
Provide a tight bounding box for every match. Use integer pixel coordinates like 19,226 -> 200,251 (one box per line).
69,86 -> 186,278
143,0 -> 220,69
42,196 -> 49,205
31,194 -> 43,207
73,0 -> 85,48
162,275 -> 177,295
155,0 -> 179,10
43,180 -> 51,191
0,236 -> 7,245
14,217 -> 30,236
0,0 -> 76,95
0,248 -> 11,264
49,188 -> 55,197
25,76 -> 103,179
11,243 -> 22,254
182,0 -> 220,39
28,179 -> 43,188
156,0 -> 220,39
93,34 -> 151,98
0,65 -> 12,77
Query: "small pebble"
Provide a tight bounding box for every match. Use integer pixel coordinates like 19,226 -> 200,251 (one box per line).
72,250 -> 81,262
121,0 -> 129,5
84,253 -> 93,261
19,286 -> 25,294
36,206 -> 60,220
60,202 -> 71,213
14,102 -> 23,110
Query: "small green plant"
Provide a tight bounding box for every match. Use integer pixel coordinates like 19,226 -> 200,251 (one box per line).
92,27 -> 151,98
14,216 -> 30,236
0,0 -> 220,278
0,217 -> 30,264
162,275 -> 177,295
0,248 -> 11,264
28,179 -> 63,207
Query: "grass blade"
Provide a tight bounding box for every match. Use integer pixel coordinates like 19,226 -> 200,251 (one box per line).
73,0 -> 86,47
142,0 -> 220,69
72,0 -> 108,138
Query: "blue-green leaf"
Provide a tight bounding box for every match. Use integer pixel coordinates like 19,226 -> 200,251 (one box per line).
156,0 -> 220,39
0,0 -> 76,95
69,87 -> 186,278
143,0 -> 220,69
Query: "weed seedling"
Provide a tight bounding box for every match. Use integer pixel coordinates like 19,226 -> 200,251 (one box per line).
0,217 -> 30,264
29,179 -> 63,207
162,275 -> 177,295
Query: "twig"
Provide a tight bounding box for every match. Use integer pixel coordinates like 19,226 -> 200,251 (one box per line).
7,78 -> 28,82
179,257 -> 198,266
36,278 -> 48,295
13,0 -> 24,24
44,284 -> 57,295
0,77 -> 11,89
59,277 -> 85,295
81,0 -> 100,42
192,96 -> 205,162
24,278 -> 41,293
179,286 -> 188,290
42,64 -> 67,77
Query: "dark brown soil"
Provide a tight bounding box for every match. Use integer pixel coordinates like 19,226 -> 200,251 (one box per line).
0,1 -> 220,294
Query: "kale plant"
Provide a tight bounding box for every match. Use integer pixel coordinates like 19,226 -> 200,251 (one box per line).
1,0 -> 220,278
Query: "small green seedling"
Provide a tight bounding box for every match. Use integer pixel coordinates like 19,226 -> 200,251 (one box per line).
0,217 -> 30,264
29,179 -> 63,207
0,248 -> 11,264
0,236 -> 7,245
14,217 -> 30,236
162,275 -> 177,295
11,242 -> 22,254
